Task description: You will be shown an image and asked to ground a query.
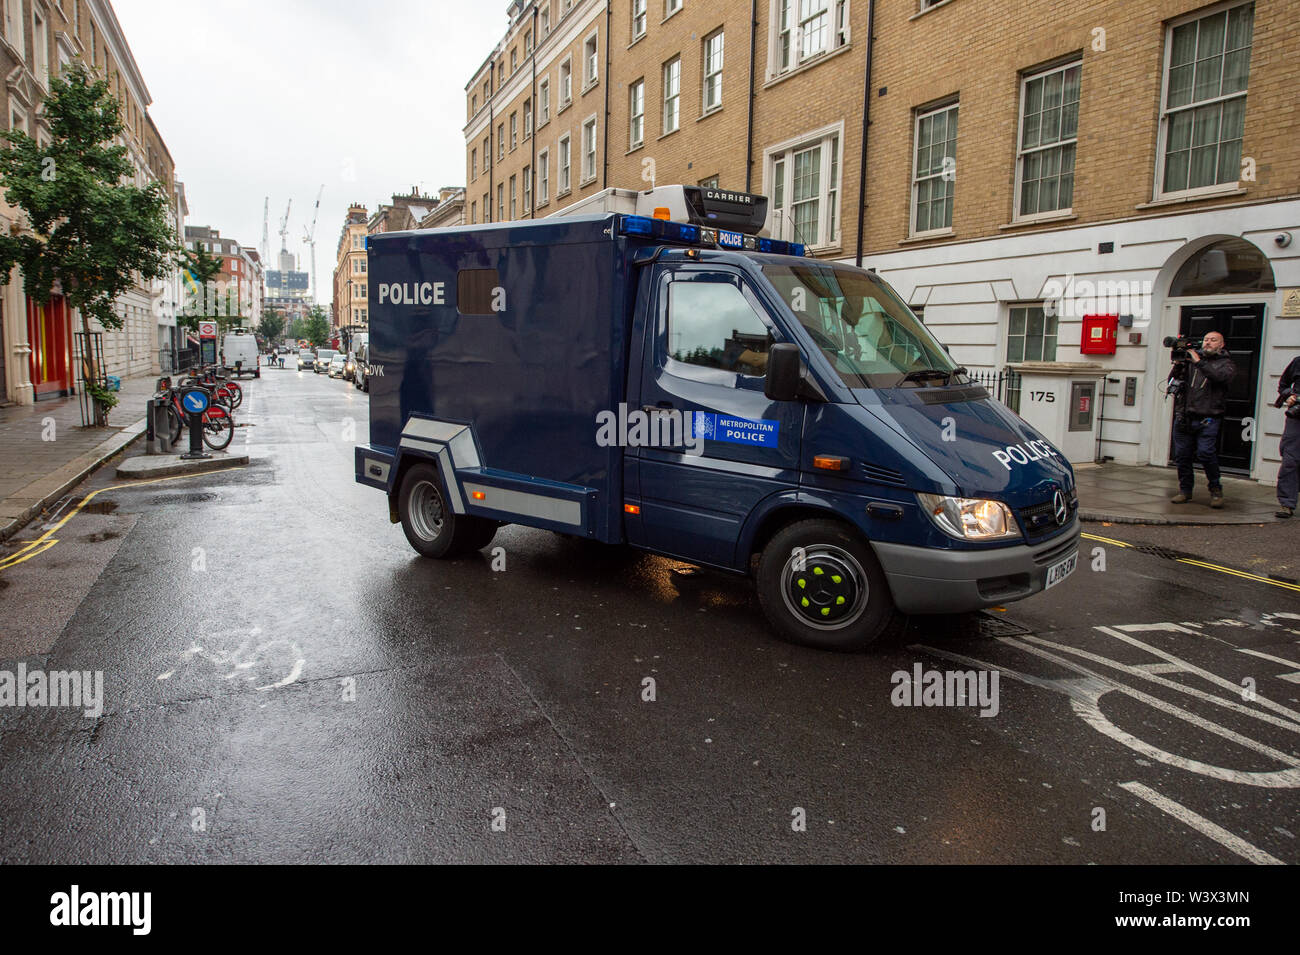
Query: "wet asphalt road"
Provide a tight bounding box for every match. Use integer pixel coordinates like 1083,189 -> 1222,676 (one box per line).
1,365 -> 1298,864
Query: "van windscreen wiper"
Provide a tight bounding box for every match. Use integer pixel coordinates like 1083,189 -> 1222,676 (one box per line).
899,369 -> 949,386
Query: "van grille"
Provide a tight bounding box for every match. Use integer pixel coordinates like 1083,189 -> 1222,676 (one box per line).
1018,488 -> 1078,542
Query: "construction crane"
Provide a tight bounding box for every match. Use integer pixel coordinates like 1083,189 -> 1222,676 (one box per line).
278,199 -> 292,256
260,197 -> 269,264
302,184 -> 324,304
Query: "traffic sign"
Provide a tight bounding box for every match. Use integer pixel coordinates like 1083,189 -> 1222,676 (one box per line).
181,388 -> 211,415
199,321 -> 217,338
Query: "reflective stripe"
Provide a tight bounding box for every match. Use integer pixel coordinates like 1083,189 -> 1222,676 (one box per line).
449,428 -> 481,468
402,418 -> 467,444
438,447 -> 464,514
462,482 -> 582,526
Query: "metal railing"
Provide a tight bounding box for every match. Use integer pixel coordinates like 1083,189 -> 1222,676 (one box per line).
965,367 -> 1023,412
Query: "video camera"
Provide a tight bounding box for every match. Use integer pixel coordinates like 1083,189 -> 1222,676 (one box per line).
1279,386 -> 1300,420
1163,335 -> 1200,361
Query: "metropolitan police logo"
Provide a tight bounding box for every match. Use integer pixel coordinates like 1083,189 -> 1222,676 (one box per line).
694,412 -> 715,439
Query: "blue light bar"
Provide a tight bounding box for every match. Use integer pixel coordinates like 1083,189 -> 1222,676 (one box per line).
622,215 -> 654,236
618,214 -> 808,257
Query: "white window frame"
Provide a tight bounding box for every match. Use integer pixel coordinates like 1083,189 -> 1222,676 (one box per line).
583,31 -> 599,89
771,0 -> 849,78
1154,0 -> 1254,200
498,182 -> 505,221
665,0 -> 683,18
538,148 -> 550,204
524,98 -> 532,138
632,0 -> 647,39
558,133 -> 572,194
703,30 -> 724,113
523,164 -> 532,212
497,123 -> 505,161
663,57 -> 681,134
763,122 -> 843,250
541,4 -> 550,36
510,174 -> 517,219
910,100 -> 958,237
32,6 -> 48,86
471,148 -> 477,180
629,78 -> 645,149
581,115 -> 598,184
510,111 -> 518,151
1013,58 -> 1081,222
8,102 -> 26,134
5,0 -> 25,62
539,77 -> 551,125
559,56 -> 573,109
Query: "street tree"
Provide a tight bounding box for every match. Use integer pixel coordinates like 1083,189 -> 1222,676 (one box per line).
302,306 -> 330,346
257,309 -> 284,343
180,242 -> 223,332
0,64 -> 178,424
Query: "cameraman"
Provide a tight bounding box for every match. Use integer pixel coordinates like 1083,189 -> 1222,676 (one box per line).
1170,331 -> 1236,508
1275,355 -> 1300,519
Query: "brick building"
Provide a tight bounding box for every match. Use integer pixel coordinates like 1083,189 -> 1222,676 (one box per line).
465,0 -> 1299,486
333,204 -> 369,332
1,0 -> 183,405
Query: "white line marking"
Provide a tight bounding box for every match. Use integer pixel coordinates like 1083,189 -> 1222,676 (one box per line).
1133,662 -> 1185,674
1119,781 -> 1283,865
1237,647 -> 1300,667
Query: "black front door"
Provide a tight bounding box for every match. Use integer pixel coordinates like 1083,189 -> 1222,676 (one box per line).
1169,303 -> 1263,473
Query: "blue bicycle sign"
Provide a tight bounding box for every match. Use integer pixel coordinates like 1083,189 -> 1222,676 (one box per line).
182,389 -> 210,414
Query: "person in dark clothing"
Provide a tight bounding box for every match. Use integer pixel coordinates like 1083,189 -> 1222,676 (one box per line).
1274,355 -> 1300,519
1170,330 -> 1236,508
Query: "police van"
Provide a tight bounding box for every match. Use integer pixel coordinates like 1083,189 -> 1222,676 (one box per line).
356,186 -> 1079,650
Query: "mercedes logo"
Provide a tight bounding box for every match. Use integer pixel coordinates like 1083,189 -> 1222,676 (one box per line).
1052,489 -> 1068,526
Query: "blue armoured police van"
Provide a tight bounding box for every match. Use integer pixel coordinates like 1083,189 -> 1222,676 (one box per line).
356,186 -> 1079,650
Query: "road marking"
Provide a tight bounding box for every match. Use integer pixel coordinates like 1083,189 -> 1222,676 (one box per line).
1236,646 -> 1300,684
1081,532 -> 1300,593
0,466 -> 246,572
1118,781 -> 1283,865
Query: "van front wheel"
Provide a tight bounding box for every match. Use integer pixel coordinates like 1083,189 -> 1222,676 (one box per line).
756,519 -> 902,651
398,463 -> 498,558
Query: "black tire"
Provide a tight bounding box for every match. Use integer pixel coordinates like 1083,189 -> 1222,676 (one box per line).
166,403 -> 184,446
756,518 -> 903,651
201,406 -> 235,451
225,382 -> 243,409
397,463 -> 497,558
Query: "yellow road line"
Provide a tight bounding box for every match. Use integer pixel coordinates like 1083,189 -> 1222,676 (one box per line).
1082,532 -> 1300,593
0,466 -> 245,572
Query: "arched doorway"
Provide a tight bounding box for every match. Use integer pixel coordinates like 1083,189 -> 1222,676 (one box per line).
1162,237 -> 1274,474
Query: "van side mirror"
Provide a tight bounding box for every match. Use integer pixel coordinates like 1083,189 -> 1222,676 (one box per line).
765,343 -> 804,402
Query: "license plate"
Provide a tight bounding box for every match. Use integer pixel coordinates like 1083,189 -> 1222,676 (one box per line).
1045,552 -> 1078,589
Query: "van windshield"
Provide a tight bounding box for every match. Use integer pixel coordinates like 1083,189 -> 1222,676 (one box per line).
762,262 -> 962,389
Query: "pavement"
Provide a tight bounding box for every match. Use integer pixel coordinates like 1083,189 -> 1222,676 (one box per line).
1,366 -> 1297,865
0,375 -> 159,541
1074,462 -> 1287,525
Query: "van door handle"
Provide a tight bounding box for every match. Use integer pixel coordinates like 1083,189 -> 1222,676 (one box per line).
642,402 -> 674,413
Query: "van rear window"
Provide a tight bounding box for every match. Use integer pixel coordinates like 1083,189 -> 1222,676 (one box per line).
457,269 -> 501,315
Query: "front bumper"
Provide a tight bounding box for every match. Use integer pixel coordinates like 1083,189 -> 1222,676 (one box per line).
871,518 -> 1080,614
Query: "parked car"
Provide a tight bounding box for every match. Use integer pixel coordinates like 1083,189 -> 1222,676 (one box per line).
314,348 -> 337,374
353,343 -> 369,392
328,354 -> 347,378
297,349 -> 315,371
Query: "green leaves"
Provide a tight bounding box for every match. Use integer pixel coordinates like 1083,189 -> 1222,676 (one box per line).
302,305 -> 330,346
0,63 -> 178,332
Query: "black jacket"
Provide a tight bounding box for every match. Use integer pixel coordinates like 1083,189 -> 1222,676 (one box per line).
1176,349 -> 1235,418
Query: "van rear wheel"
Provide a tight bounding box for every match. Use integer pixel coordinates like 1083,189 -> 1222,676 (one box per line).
756,519 -> 902,651
398,463 -> 496,558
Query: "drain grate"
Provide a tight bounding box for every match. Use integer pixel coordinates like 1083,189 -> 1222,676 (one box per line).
1129,543 -> 1199,561
974,611 -> 1034,638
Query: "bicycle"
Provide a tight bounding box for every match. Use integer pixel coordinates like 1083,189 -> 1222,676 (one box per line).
155,376 -> 235,451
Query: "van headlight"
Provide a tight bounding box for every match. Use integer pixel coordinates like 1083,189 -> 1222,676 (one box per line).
916,493 -> 1020,541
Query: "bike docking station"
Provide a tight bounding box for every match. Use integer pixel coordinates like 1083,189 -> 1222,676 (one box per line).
180,387 -> 212,461
145,390 -> 174,455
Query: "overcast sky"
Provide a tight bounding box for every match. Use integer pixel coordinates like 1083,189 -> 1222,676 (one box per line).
114,0 -> 506,304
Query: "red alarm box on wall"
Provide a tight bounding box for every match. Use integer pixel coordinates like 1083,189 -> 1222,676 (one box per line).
1080,314 -> 1118,355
